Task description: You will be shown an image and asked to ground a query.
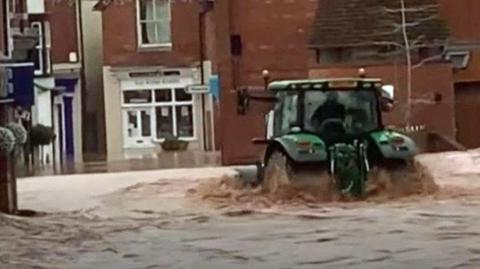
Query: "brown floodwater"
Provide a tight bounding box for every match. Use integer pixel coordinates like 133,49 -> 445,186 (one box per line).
2,160 -> 480,269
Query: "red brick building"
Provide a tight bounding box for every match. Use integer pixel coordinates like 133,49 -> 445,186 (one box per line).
308,0 -> 480,149
438,0 -> 480,149
95,0 -> 319,162
1,0 -> 85,212
95,0 -> 480,165
309,0 -> 452,134
216,0 -> 480,165
16,0 -> 85,167
97,0 -> 218,160
206,0 -> 319,165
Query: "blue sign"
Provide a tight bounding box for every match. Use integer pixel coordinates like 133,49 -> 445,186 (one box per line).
12,64 -> 35,107
0,67 -> 13,101
209,75 -> 220,101
0,63 -> 34,107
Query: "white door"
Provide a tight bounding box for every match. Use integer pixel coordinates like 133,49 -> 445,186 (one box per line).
123,108 -> 153,148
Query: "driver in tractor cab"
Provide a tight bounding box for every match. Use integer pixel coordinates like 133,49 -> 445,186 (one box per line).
311,92 -> 346,133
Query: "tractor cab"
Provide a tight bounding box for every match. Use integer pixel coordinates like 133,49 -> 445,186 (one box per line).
265,78 -> 390,145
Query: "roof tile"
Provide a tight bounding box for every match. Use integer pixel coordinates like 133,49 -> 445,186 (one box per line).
309,0 -> 449,48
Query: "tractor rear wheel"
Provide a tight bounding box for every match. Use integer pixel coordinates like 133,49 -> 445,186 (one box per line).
262,151 -> 293,193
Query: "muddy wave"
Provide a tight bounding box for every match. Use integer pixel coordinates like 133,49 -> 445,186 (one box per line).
187,161 -> 441,210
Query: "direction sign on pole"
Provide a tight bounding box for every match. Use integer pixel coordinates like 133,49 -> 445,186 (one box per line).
186,84 -> 209,94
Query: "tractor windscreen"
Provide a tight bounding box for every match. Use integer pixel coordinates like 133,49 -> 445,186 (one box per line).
304,89 -> 380,136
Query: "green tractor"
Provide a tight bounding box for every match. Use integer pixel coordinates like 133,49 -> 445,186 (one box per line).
241,78 -> 418,199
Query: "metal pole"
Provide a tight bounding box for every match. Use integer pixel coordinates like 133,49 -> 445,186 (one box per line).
10,150 -> 17,213
0,154 -> 9,213
199,11 -> 208,151
0,104 -> 10,213
50,91 -> 57,173
77,0 -> 89,161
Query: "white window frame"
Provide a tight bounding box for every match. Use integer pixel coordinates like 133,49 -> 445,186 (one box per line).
31,21 -> 52,76
121,87 -> 197,142
2,0 -> 12,59
136,0 -> 172,49
445,50 -> 471,70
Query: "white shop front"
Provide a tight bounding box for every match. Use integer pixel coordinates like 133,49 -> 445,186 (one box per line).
104,66 -> 214,160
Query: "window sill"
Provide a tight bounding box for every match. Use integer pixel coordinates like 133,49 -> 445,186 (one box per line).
34,72 -> 53,78
137,44 -> 173,52
152,137 -> 197,143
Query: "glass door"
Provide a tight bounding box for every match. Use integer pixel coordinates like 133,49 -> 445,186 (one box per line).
123,108 -> 153,148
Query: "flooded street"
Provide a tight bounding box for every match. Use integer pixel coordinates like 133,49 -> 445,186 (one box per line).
4,201 -> 480,269
2,151 -> 480,269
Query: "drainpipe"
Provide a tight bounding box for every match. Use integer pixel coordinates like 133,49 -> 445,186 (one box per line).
199,8 -> 206,151
0,104 -> 10,213
199,0 -> 213,151
77,0 -> 88,161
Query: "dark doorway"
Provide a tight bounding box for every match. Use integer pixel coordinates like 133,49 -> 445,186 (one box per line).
455,82 -> 480,149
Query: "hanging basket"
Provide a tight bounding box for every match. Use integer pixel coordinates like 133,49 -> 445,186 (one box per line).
6,122 -> 27,146
0,127 -> 16,155
30,124 -> 55,147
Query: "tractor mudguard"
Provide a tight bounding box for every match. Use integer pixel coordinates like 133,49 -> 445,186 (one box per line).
266,134 -> 328,163
370,130 -> 418,160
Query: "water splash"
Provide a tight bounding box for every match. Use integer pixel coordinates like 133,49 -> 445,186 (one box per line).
187,161 -> 440,210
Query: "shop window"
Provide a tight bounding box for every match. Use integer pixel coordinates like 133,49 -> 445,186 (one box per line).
137,0 -> 171,47
174,87 -> 192,101
155,88 -> 172,102
175,105 -> 193,137
154,87 -> 194,139
123,90 -> 152,104
122,87 -> 195,141
155,106 -> 173,138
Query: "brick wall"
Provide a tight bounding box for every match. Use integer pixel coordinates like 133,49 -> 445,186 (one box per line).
102,1 -> 201,67
438,0 -> 480,83
439,0 -> 480,43
46,0 -> 79,64
212,0 -> 319,164
229,0 -> 318,86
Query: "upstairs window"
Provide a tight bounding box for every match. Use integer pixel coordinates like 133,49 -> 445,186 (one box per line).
1,0 -> 10,58
30,21 -> 51,76
137,0 -> 171,47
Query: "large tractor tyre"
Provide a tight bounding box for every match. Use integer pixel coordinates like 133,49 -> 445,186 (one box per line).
262,150 -> 294,193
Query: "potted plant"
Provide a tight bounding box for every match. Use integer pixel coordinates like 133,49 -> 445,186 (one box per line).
0,127 -> 15,156
6,122 -> 27,148
160,134 -> 189,151
30,124 -> 55,147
